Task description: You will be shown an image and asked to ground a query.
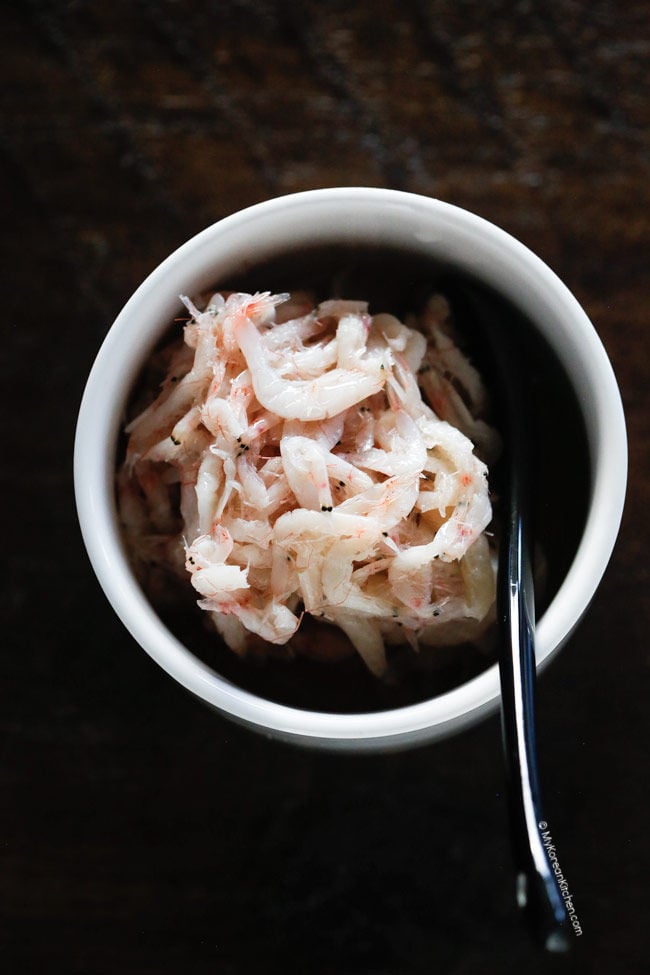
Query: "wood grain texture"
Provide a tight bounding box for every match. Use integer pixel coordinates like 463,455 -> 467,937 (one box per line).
2,1 -> 649,972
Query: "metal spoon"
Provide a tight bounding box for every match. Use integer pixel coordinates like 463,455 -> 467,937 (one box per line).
496,373 -> 571,953
442,280 -> 571,951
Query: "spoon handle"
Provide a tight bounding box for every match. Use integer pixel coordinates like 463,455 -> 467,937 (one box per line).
498,476 -> 570,952
488,307 -> 570,952
442,277 -> 571,950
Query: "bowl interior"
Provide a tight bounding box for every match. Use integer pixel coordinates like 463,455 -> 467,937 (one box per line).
118,240 -> 591,716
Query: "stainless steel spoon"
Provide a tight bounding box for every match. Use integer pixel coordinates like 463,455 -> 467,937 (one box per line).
444,280 -> 571,951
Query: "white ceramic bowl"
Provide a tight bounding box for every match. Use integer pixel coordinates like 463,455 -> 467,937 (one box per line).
74,188 -> 627,750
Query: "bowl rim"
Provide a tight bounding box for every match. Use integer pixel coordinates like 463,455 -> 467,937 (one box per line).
74,187 -> 628,746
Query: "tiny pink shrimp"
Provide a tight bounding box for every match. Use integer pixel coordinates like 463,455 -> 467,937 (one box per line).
244,410 -> 282,442
337,472 -> 420,532
280,436 -> 334,512
220,292 -> 288,353
234,311 -> 386,421
185,529 -> 249,600
119,288 -> 498,675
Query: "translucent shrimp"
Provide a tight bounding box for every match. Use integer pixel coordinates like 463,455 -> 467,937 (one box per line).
185,529 -> 249,597
234,310 -> 388,421
280,436 -> 334,512
118,287 -> 500,677
336,473 -> 420,532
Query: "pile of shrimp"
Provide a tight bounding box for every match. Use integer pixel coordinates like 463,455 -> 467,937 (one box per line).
118,290 -> 500,676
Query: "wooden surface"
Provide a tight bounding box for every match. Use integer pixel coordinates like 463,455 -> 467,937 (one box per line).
2,1 -> 649,972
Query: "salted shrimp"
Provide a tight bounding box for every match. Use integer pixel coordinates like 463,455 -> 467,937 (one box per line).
234,302 -> 389,421
119,289 -> 500,677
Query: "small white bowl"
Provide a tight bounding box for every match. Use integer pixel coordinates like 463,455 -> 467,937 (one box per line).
74,188 -> 627,750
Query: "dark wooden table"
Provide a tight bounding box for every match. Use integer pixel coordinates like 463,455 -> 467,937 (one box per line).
3,2 -> 649,972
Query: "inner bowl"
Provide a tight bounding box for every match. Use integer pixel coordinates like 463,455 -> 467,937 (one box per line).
74,188 -> 627,750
